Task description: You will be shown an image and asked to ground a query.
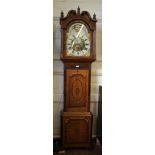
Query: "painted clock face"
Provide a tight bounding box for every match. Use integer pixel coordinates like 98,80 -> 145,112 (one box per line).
66,23 -> 90,56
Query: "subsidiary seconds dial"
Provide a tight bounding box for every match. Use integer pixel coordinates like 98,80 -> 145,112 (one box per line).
66,23 -> 90,56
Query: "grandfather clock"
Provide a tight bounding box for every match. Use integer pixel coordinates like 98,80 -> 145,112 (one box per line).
60,7 -> 97,148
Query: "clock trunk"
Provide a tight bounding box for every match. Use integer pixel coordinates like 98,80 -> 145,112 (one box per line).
64,63 -> 91,112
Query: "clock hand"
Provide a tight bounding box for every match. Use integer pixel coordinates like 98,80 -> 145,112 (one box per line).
76,24 -> 84,38
72,24 -> 84,48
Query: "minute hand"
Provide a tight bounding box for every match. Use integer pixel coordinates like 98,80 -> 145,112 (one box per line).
72,24 -> 84,48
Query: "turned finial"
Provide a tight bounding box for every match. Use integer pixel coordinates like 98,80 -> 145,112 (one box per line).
77,6 -> 80,14
61,10 -> 64,18
93,13 -> 96,20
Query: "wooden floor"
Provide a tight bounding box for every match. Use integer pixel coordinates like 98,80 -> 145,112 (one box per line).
53,140 -> 102,155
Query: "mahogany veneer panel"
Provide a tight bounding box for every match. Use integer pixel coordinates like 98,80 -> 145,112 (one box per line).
65,69 -> 89,112
62,112 -> 93,148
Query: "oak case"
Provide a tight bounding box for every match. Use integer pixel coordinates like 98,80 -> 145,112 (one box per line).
60,7 -> 97,148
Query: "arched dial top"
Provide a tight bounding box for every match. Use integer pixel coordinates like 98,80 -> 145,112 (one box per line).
66,23 -> 90,57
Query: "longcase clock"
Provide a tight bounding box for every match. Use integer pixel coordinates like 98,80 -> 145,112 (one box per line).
60,7 -> 97,148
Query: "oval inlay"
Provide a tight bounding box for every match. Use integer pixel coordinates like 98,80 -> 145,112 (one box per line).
72,79 -> 83,101
67,69 -> 88,108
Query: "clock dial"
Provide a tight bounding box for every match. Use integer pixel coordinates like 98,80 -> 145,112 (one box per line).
66,23 -> 90,56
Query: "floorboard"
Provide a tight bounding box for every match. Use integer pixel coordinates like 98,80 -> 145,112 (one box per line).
53,139 -> 102,155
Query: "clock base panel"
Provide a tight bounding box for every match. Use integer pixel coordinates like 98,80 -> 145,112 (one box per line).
61,112 -> 93,148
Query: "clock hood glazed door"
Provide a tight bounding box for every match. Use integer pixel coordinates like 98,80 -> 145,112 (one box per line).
66,23 -> 91,57
60,8 -> 97,62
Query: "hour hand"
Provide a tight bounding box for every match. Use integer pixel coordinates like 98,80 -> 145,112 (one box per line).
72,35 -> 76,39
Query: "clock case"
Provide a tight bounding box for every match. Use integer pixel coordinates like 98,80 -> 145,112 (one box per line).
60,7 -> 97,148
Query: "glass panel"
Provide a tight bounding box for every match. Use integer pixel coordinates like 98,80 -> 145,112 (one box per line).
66,23 -> 90,56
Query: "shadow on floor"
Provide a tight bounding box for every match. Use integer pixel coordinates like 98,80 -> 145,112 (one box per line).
53,138 -> 102,155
